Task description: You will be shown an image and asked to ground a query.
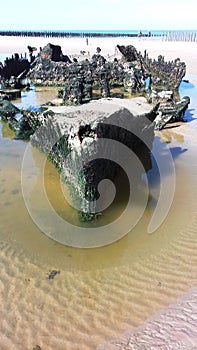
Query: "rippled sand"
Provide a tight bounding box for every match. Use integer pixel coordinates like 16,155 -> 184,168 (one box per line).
98,285 -> 197,349
1,204 -> 197,349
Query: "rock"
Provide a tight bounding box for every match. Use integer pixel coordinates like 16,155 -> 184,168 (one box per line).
0,96 -> 20,121
123,63 -> 145,93
28,43 -> 72,86
21,99 -> 156,220
153,95 -> 190,130
33,346 -> 41,350
47,270 -> 60,280
40,43 -> 71,63
116,45 -> 141,62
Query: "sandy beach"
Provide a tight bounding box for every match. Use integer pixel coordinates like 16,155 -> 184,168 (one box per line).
0,35 -> 197,349
1,35 -> 197,76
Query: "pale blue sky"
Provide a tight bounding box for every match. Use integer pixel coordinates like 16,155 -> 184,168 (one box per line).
0,0 -> 196,31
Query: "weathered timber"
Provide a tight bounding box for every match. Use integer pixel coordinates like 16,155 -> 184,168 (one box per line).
0,53 -> 30,80
0,89 -> 21,99
153,95 -> 190,130
0,96 -> 20,120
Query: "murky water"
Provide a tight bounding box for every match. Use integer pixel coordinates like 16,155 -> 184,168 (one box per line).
0,79 -> 197,349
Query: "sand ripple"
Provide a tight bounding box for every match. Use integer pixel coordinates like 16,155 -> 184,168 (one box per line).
0,209 -> 197,349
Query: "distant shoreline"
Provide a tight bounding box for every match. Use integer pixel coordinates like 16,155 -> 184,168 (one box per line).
0,30 -> 156,38
1,30 -> 197,43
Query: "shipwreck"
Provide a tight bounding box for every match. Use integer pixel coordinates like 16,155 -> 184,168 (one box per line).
0,43 -> 191,222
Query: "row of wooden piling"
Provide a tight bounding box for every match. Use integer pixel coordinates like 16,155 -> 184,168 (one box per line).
163,31 -> 197,42
0,30 -> 139,38
0,30 -> 196,41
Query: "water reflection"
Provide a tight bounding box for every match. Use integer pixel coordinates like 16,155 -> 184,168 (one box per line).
0,120 -> 15,139
155,130 -> 185,143
14,84 -> 59,109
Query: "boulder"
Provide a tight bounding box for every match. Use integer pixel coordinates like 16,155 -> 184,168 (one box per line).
20,98 -> 156,220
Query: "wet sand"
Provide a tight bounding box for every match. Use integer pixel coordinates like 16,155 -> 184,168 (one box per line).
0,36 -> 197,349
98,285 -> 197,349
